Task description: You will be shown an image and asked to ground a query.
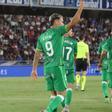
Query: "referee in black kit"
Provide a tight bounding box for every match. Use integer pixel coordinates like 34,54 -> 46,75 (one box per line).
75,36 -> 90,91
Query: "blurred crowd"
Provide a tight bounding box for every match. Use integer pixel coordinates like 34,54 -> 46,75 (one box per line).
0,15 -> 49,63
0,15 -> 112,64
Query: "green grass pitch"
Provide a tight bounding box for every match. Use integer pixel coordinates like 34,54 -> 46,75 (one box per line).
0,76 -> 112,112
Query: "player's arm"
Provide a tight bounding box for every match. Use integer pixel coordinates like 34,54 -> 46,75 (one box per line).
67,0 -> 84,30
86,52 -> 90,67
31,50 -> 42,80
99,42 -> 108,67
31,37 -> 43,80
99,50 -> 107,67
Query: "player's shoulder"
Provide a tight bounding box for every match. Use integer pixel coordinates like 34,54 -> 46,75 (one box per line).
52,25 -> 65,30
64,36 -> 72,44
65,37 -> 77,43
39,28 -> 52,39
103,38 -> 112,47
72,38 -> 77,44
99,40 -> 104,48
84,41 -> 89,47
47,26 -> 65,34
107,38 -> 112,47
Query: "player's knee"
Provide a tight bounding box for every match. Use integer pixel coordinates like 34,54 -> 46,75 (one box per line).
67,83 -> 73,89
108,81 -> 112,88
82,71 -> 86,76
51,91 -> 57,96
66,88 -> 72,91
50,95 -> 56,100
76,72 -> 80,75
57,91 -> 66,96
57,95 -> 64,101
102,81 -> 108,84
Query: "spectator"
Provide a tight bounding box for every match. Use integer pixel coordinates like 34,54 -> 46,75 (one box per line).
0,15 -> 111,64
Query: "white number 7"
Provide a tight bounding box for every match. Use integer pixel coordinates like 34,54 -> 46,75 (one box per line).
65,47 -> 72,60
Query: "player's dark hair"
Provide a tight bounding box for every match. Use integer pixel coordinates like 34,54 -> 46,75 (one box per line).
49,13 -> 63,25
79,35 -> 84,41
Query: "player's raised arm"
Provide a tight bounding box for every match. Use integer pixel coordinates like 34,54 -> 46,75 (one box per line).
67,0 -> 84,30
31,50 -> 41,80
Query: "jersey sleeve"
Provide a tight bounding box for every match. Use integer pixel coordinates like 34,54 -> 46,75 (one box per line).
36,38 -> 43,52
102,42 -> 109,52
55,25 -> 68,36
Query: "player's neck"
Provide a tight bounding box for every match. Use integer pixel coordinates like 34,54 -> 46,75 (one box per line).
51,23 -> 61,28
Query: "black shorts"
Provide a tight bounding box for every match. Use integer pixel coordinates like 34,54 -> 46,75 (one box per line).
76,58 -> 88,72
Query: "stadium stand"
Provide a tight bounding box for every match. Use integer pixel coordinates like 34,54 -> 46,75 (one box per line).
0,15 -> 111,64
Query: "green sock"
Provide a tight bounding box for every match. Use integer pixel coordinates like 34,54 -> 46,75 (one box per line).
65,88 -> 73,106
46,95 -> 64,112
61,98 -> 65,107
49,96 -> 57,112
102,81 -> 108,97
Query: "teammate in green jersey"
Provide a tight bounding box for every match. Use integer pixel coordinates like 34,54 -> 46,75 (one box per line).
62,30 -> 77,112
31,0 -> 84,112
99,34 -> 112,103
98,39 -> 109,103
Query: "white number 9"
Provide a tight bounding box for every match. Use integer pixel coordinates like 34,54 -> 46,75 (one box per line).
45,41 -> 54,56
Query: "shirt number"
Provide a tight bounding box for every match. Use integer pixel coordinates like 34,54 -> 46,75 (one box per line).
64,47 -> 72,60
45,41 -> 54,56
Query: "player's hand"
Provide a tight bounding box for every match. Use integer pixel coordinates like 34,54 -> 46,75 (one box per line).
31,70 -> 37,80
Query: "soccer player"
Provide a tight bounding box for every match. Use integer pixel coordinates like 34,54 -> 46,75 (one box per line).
98,38 -> 109,103
31,0 -> 84,112
99,34 -> 112,102
75,36 -> 90,91
62,30 -> 77,111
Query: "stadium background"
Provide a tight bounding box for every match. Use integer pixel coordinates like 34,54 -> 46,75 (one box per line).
0,0 -> 112,77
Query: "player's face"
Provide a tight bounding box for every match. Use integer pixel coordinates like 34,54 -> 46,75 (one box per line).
67,29 -> 74,37
57,17 -> 64,26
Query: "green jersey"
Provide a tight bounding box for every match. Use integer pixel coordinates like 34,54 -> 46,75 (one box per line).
36,25 -> 68,68
103,37 -> 112,72
63,37 -> 77,70
103,37 -> 112,60
98,40 -> 108,68
98,40 -> 106,55
98,40 -> 107,61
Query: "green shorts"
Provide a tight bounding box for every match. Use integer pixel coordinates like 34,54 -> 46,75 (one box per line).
107,60 -> 112,73
65,69 -> 75,84
107,60 -> 112,88
101,69 -> 108,81
108,72 -> 112,88
44,66 -> 67,92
